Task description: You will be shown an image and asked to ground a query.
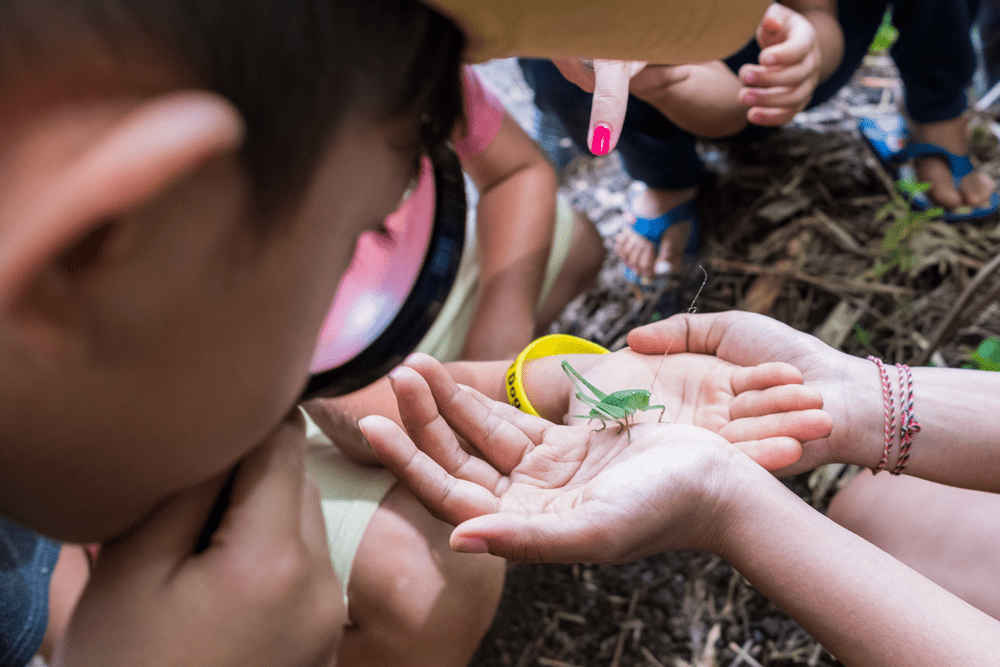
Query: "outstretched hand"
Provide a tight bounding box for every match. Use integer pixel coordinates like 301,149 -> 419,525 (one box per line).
360,353 -> 762,563
627,311 -> 870,475
562,349 -> 832,470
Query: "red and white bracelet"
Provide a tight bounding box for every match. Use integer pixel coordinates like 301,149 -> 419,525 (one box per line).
867,356 -> 921,475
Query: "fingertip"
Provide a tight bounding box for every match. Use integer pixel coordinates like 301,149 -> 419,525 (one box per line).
742,437 -> 803,472
590,123 -> 612,156
451,534 -> 490,554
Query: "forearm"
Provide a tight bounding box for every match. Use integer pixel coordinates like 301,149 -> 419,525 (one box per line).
464,164 -> 556,360
720,471 -> 1000,666
834,358 -> 1000,492
638,62 -> 748,138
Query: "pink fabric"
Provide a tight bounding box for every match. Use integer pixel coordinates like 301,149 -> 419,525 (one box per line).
454,67 -> 505,159
309,68 -> 504,372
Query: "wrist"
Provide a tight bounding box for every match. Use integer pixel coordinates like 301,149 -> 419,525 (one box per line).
828,354 -> 891,469
700,450 -> 787,557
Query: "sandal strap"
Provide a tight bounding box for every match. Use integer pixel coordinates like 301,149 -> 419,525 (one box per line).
892,143 -> 974,186
632,200 -> 698,245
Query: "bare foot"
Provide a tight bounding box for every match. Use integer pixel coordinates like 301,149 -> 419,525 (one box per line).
614,224 -> 657,277
911,115 -> 996,212
615,186 -> 697,277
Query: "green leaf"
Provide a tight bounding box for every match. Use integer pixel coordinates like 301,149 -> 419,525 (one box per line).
969,336 -> 1000,372
853,324 -> 872,347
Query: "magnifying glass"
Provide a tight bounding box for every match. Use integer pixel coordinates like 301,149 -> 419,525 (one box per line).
300,146 -> 466,400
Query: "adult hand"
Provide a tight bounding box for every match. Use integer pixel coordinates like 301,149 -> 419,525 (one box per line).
738,3 -> 822,126
56,412 -> 344,667
627,311 -> 874,475
360,354 -> 767,563
552,58 -> 648,156
561,348 -> 831,471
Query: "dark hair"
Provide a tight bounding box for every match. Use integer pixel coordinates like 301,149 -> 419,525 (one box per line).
0,0 -> 466,220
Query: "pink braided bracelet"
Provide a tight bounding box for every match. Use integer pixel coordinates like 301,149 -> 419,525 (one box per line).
866,356 -> 920,475
891,362 -> 921,475
867,356 -> 895,474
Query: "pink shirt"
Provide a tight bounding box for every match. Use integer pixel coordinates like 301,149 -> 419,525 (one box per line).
310,68 -> 505,372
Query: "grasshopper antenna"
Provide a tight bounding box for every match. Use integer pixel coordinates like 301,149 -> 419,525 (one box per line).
646,265 -> 708,393
688,265 -> 708,314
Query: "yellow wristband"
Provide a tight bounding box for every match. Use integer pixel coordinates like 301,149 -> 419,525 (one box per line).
506,334 -> 609,416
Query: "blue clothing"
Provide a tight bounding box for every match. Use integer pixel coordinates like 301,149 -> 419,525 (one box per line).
521,0 -> 981,189
978,0 -> 1000,88
1,518 -> 59,667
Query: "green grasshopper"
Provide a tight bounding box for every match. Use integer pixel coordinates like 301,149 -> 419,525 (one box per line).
560,266 -> 709,442
561,360 -> 665,442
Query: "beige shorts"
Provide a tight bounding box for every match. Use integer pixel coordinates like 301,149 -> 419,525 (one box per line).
305,194 -> 574,616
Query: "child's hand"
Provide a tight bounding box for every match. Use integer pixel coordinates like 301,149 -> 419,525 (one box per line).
738,3 -> 822,126
360,354 -> 772,563
627,311 -> 872,476
57,413 -> 345,667
566,348 -> 831,471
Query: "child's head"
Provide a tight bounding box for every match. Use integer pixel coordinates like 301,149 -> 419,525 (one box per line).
0,0 -> 464,541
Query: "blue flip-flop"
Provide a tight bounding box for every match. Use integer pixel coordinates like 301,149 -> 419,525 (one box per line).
859,115 -> 1000,222
622,199 -> 701,288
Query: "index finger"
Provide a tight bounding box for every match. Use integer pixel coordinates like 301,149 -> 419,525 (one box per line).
403,353 -> 551,474
588,59 -> 645,156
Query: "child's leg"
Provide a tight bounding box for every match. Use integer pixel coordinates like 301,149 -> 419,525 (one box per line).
339,484 -> 506,667
828,472 -> 1000,619
535,207 -> 605,334
890,0 -> 995,210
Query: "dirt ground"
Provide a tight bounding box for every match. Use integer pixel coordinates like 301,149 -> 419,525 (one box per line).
468,56 -> 1000,667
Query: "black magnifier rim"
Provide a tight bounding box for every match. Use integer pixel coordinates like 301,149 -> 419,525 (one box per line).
300,146 -> 466,400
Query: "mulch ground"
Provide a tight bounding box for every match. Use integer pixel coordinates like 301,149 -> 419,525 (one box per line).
469,54 -> 1000,667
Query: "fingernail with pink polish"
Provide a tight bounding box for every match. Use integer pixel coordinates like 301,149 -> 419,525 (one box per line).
591,124 -> 611,155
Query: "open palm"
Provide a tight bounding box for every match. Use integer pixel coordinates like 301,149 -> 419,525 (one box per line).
559,348 -> 831,470
362,353 -> 753,563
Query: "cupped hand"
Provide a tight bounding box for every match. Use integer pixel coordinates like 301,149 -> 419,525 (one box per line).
561,348 -> 831,471
627,311 -> 873,475
56,412 -> 344,667
360,353 -> 763,563
552,58 -> 648,156
738,3 -> 822,126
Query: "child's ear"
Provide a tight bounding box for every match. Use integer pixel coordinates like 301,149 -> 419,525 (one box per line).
0,91 -> 245,355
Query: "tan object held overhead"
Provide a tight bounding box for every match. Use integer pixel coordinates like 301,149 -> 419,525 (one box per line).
425,0 -> 771,64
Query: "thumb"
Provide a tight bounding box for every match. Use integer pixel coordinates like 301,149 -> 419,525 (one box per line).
757,6 -> 788,51
95,472 -> 229,580
451,513 -> 609,563
588,60 -> 645,156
